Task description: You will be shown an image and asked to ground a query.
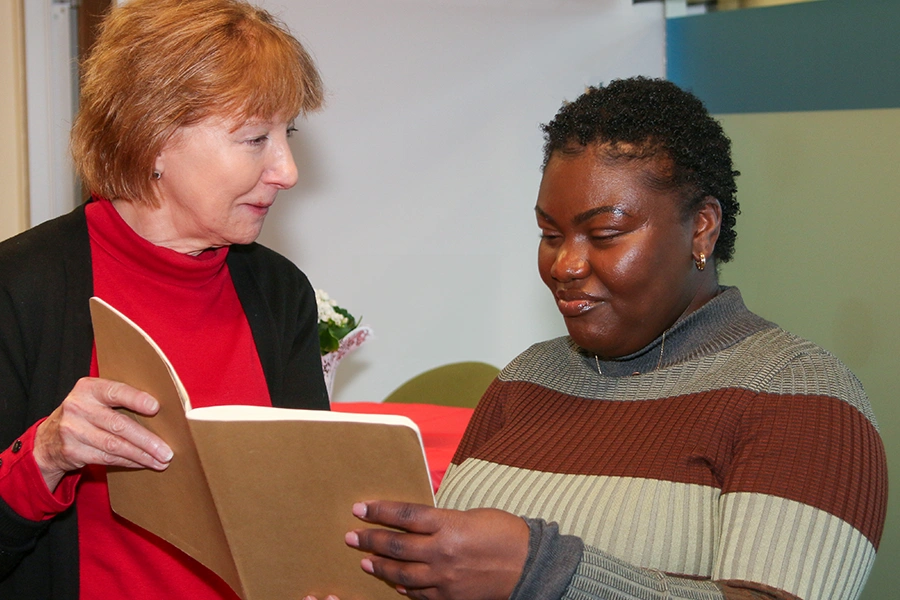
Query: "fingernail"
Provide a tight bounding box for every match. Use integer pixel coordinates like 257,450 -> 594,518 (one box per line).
396,586 -> 408,595
345,531 -> 359,547
361,558 -> 374,574
352,502 -> 368,518
159,445 -> 174,463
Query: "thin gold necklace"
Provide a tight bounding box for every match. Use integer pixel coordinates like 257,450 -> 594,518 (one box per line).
594,329 -> 667,376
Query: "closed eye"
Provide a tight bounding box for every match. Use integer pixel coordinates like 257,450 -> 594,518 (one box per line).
590,231 -> 619,240
539,231 -> 563,246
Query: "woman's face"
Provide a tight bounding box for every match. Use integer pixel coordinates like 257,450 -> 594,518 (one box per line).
150,114 -> 298,253
536,149 -> 714,359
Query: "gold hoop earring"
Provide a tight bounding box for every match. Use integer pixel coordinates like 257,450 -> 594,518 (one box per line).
694,253 -> 706,272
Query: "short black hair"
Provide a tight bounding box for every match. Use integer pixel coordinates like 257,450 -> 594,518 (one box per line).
541,76 -> 740,263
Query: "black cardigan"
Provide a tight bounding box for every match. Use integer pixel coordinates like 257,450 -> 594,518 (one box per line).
0,204 -> 329,599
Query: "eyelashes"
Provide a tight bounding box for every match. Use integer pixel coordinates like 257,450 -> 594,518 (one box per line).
245,125 -> 297,146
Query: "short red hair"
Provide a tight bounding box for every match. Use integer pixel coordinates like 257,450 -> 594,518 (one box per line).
71,0 -> 324,205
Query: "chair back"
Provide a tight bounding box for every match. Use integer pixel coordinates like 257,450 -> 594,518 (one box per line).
382,361 -> 500,408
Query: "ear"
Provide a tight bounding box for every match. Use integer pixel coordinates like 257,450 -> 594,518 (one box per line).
692,196 -> 722,261
153,152 -> 165,176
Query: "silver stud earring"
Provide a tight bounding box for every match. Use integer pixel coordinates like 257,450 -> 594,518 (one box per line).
152,171 -> 161,180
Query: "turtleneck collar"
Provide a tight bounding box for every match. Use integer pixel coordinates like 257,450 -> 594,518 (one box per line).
86,197 -> 229,289
582,286 -> 775,377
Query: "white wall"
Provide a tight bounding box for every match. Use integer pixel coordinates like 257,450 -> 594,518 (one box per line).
256,0 -> 666,401
24,0 -> 79,228
0,0 -> 28,242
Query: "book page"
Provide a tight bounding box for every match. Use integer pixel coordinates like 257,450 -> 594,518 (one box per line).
188,404 -> 431,472
188,416 -> 435,600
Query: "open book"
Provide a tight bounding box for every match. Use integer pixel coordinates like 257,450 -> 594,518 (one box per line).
90,297 -> 435,600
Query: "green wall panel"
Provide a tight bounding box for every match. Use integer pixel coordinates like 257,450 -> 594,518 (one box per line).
718,108 -> 900,599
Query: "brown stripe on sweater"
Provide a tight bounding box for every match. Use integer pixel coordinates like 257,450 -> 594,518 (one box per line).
456,381 -> 747,485
727,392 -> 887,549
453,380 -> 886,547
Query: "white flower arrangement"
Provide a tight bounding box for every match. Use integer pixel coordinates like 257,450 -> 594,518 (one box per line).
314,289 -> 360,356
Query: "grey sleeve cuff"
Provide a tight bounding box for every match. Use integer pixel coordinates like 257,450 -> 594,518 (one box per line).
509,517 -> 584,600
507,518 -> 726,600
562,545 -> 724,600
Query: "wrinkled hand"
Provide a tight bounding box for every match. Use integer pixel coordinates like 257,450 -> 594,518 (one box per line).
345,501 -> 529,600
34,377 -> 173,491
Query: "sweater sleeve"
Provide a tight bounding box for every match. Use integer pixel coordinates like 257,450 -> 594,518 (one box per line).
0,207 -> 94,587
711,351 -> 885,599
0,272 -> 53,577
513,519 -> 815,600
0,272 -> 48,576
0,422 -> 79,521
510,521 -> 778,600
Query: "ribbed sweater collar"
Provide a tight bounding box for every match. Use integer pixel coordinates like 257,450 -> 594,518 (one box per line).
585,286 -> 775,377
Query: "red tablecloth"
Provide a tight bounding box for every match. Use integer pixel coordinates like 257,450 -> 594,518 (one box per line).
331,402 -> 474,491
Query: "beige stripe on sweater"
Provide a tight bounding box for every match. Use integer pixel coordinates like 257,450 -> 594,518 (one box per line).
438,461 -> 875,600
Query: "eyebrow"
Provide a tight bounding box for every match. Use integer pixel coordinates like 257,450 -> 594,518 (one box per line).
535,205 -> 628,226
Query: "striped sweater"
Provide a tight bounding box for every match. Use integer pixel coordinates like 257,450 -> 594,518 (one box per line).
436,287 -> 887,600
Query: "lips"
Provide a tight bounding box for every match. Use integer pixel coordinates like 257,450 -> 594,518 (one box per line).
244,202 -> 273,216
554,290 -> 602,317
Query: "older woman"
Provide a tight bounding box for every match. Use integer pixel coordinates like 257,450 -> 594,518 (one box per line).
0,1 -> 327,598
339,78 -> 888,600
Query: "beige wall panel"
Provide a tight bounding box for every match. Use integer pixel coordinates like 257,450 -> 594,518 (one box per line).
0,0 -> 28,242
718,108 -> 900,600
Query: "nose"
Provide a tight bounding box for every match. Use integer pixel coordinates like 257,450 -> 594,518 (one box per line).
550,243 -> 590,282
267,137 -> 299,190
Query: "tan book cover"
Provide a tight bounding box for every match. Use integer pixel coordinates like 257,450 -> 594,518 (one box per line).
90,297 -> 434,600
